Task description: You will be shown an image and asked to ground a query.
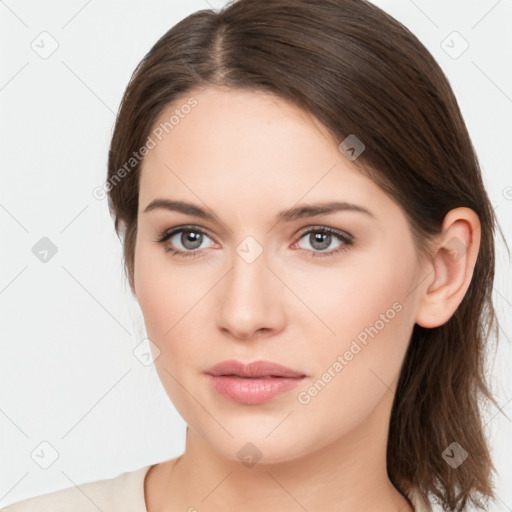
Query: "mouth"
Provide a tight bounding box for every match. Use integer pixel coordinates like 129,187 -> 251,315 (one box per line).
205,359 -> 307,379
221,375 -> 286,379
205,360 -> 307,405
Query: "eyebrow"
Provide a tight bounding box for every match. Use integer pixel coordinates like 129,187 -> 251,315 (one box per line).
143,199 -> 375,222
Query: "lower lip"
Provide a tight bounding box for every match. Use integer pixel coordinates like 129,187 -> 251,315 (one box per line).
207,375 -> 305,405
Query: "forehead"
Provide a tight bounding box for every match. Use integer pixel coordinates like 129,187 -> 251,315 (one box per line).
143,85 -> 336,165
138,86 -> 397,223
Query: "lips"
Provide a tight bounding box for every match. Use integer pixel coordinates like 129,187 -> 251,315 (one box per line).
205,359 -> 306,379
205,360 -> 307,405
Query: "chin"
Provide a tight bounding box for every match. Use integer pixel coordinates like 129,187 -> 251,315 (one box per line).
199,428 -> 315,468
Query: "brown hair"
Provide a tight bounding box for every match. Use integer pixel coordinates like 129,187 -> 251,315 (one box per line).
106,1 -> 507,509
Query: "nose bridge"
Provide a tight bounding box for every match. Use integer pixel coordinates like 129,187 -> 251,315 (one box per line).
216,236 -> 283,338
232,237 -> 268,292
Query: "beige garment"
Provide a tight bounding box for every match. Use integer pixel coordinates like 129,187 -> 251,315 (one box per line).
1,465 -> 153,512
2,464 -> 432,511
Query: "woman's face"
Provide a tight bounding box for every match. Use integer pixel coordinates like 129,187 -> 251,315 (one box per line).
134,86 -> 427,464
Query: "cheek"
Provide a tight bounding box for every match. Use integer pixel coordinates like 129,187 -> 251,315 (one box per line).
134,247 -> 177,358
133,245 -> 214,387
294,294 -> 414,440
297,250 -> 417,400
291,255 -> 412,346
134,250 -> 200,410
134,242 -> 196,338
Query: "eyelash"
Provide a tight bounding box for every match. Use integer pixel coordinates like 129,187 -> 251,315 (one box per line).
154,225 -> 354,259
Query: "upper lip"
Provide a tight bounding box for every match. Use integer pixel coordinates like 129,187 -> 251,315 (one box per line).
205,360 -> 306,378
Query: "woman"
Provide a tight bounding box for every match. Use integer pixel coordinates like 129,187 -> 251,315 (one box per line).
3,0 -> 505,511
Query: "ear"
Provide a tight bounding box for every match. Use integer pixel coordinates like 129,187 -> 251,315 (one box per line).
415,207 -> 481,328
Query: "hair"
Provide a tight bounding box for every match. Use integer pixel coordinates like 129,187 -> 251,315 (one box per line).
106,1 -> 508,510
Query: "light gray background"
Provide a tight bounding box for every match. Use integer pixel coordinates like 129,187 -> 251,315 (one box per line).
1,0 -> 511,509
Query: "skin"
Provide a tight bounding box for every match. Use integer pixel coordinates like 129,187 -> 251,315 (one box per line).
132,85 -> 481,512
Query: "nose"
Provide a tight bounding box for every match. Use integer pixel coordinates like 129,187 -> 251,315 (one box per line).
215,248 -> 286,341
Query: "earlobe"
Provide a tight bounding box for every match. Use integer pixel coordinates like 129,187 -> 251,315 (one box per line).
415,207 -> 481,328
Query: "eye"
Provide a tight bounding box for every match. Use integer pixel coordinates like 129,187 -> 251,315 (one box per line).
293,226 -> 354,258
155,225 -> 354,259
154,225 -> 215,258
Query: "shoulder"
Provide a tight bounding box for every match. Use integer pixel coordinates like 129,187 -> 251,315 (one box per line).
1,464 -> 154,512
